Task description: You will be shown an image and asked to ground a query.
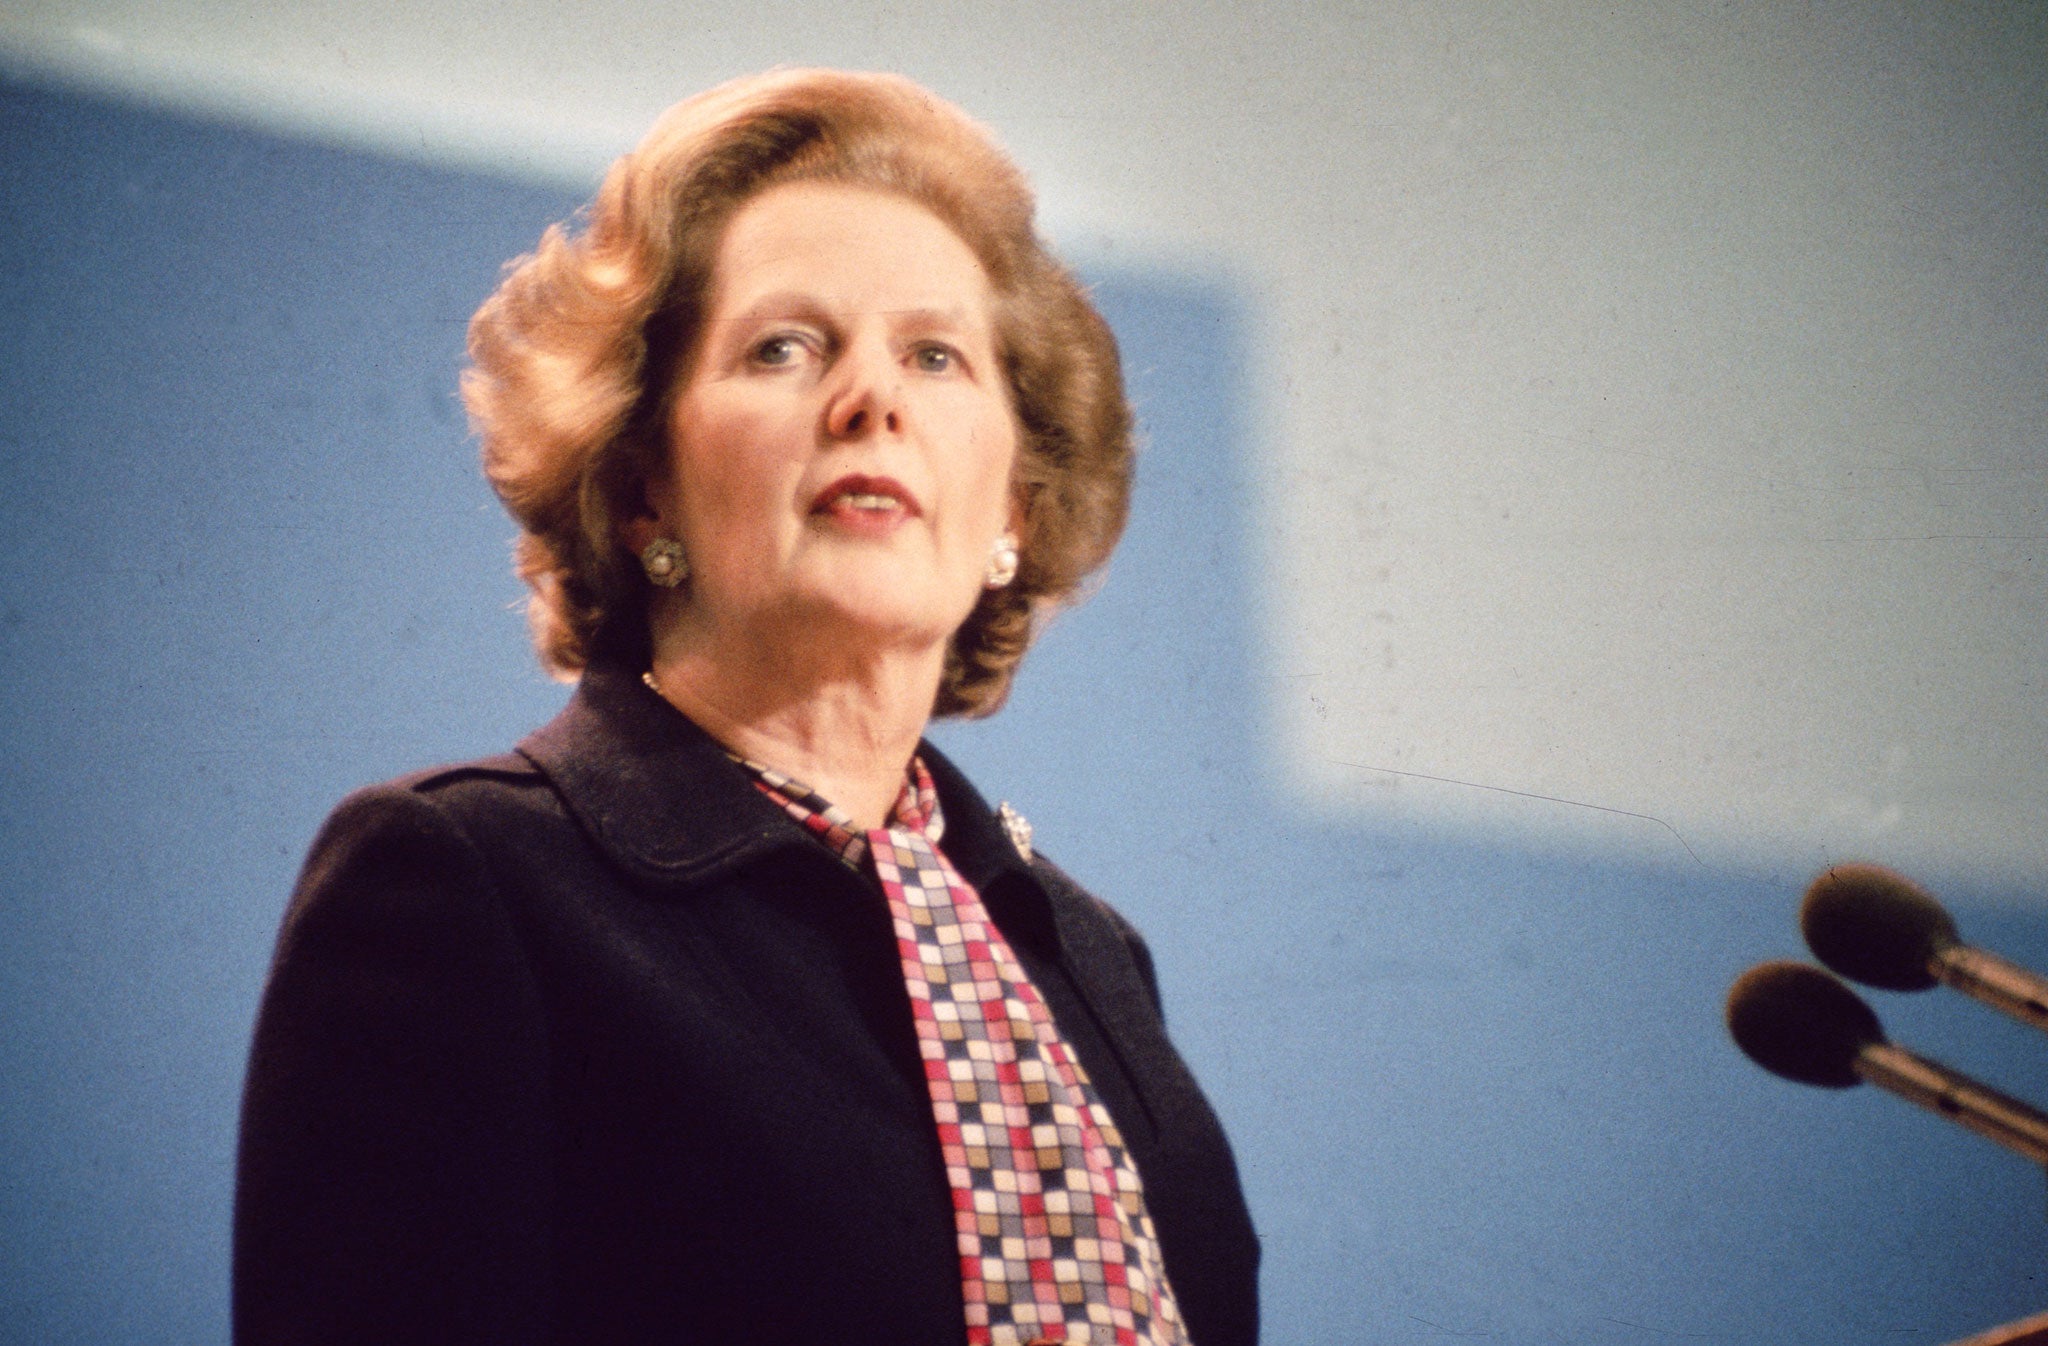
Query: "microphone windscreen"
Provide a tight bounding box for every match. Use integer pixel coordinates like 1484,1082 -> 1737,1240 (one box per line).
1801,863 -> 1959,992
1726,961 -> 1882,1089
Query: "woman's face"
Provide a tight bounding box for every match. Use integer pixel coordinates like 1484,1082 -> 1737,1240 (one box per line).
648,181 -> 1019,661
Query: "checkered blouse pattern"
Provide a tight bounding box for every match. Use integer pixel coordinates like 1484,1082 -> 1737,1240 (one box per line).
741,758 -> 1189,1346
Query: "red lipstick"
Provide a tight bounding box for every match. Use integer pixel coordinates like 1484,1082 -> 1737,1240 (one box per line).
810,473 -> 922,532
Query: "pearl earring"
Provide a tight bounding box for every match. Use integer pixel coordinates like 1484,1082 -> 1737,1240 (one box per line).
984,535 -> 1019,590
640,538 -> 688,588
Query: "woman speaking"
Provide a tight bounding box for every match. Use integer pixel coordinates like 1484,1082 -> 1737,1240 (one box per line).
233,68 -> 1258,1346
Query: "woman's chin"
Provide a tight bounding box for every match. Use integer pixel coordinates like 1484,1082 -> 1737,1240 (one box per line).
785,564 -> 978,644
807,595 -> 970,653
703,580 -> 967,665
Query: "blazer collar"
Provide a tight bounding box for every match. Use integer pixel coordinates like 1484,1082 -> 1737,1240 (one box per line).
517,659 -> 1040,902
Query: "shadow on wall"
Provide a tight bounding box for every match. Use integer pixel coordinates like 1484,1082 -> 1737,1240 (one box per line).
2,74 -> 2043,1346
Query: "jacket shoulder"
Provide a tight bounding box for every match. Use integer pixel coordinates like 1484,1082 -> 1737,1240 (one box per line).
284,753 -> 571,945
395,751 -> 538,788
321,752 -> 558,841
285,755 -> 540,925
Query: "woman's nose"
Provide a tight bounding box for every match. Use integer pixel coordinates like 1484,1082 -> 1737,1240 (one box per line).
823,340 -> 904,441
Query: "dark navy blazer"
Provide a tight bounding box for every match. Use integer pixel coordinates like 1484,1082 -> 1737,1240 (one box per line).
234,660 -> 1259,1345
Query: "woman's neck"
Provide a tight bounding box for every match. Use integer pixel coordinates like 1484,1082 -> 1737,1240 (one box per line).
645,619 -> 944,831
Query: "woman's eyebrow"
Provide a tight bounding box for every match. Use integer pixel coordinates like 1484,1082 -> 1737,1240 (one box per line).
714,293 -> 982,327
885,305 -> 978,333
707,291 -> 832,328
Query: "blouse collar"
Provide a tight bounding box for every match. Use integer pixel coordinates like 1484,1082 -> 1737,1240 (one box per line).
731,753 -> 946,875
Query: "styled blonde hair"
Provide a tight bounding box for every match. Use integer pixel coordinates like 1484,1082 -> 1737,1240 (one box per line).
463,68 -> 1133,716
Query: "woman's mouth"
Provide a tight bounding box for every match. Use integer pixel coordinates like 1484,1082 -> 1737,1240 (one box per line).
811,475 -> 921,524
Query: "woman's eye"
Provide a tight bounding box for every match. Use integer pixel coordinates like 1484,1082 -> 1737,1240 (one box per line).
912,344 -> 956,374
751,335 -> 803,366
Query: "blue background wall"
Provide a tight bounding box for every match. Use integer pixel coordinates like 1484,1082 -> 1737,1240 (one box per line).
3,74 -> 2045,1343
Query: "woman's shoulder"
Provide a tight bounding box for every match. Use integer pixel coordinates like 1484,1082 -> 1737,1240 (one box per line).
319,752 -> 558,841
293,751 -> 580,916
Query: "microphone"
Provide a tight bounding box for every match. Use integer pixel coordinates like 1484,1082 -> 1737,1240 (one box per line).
1725,961 -> 2048,1165
1802,863 -> 2048,1037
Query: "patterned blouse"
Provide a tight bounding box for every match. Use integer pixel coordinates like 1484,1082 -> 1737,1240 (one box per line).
736,755 -> 1190,1346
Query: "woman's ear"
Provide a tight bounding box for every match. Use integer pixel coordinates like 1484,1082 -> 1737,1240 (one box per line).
617,466 -> 669,558
1004,500 -> 1028,565
1005,481 -> 1029,543
618,510 -> 662,558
